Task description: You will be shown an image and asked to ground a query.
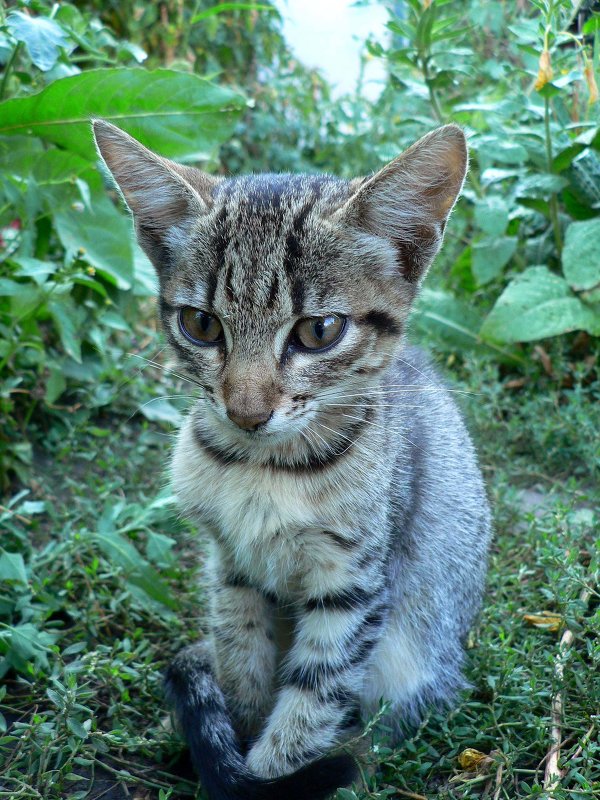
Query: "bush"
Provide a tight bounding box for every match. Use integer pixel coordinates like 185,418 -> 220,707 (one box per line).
355,0 -> 600,358
0,1 -> 246,488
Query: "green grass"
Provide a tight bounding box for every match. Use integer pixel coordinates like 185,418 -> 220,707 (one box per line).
1,335 -> 598,800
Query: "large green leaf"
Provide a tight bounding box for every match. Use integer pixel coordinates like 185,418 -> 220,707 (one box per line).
481,266 -> 600,343
31,150 -> 91,185
0,68 -> 246,162
54,194 -> 134,289
0,135 -> 44,175
562,218 -> 600,291
0,550 -> 28,585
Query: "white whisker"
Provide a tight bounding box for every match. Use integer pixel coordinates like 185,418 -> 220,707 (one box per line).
127,352 -> 205,388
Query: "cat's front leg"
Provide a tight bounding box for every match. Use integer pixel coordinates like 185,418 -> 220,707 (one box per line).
210,551 -> 278,741
246,562 -> 387,778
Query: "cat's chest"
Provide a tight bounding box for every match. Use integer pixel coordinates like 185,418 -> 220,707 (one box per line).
172,426 -> 343,591
208,467 -> 320,590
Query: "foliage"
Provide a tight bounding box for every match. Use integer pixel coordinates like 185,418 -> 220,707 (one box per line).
1,1 -> 599,798
0,361 -> 597,799
360,0 -> 600,357
0,1 -> 245,488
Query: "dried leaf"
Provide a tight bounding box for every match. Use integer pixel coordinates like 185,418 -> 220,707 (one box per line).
535,50 -> 553,91
504,377 -> 527,390
523,612 -> 563,632
584,63 -> 598,104
534,345 -> 553,377
458,748 -> 493,771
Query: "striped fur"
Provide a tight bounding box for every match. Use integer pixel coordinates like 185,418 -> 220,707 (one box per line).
93,121 -> 492,798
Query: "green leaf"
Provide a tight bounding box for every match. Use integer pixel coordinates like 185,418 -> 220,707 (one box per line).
0,623 -> 56,670
476,137 -> 528,165
336,789 -> 359,800
31,150 -> 91,185
0,68 -> 246,162
11,257 -> 57,285
67,717 -> 90,740
0,550 -> 28,585
562,218 -> 600,291
47,297 -> 83,363
138,397 -> 183,424
7,11 -> 70,72
481,266 -> 600,343
0,278 -> 27,296
45,367 -> 67,404
93,526 -> 176,609
515,173 -> 569,199
191,3 -> 276,23
0,134 -> 44,177
472,236 -> 517,285
133,245 -> 157,297
146,531 -> 176,566
54,194 -> 134,289
553,143 -> 587,172
412,289 -> 520,361
473,197 -> 509,236
19,500 -> 46,515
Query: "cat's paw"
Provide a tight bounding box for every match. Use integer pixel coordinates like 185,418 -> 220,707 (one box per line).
246,738 -> 293,779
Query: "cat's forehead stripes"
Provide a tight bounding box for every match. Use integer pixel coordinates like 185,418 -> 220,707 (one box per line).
196,174 -> 353,315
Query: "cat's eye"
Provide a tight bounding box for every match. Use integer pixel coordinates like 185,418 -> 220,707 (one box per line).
290,315 -> 346,351
178,307 -> 224,345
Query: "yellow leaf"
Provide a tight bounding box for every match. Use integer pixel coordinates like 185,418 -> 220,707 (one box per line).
585,63 -> 598,105
523,612 -> 562,632
535,49 -> 553,91
458,748 -> 493,771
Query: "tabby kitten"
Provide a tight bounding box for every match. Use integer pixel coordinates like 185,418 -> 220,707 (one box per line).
93,119 -> 491,800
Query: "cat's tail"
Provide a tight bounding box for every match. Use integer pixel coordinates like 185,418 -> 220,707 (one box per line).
164,642 -> 357,800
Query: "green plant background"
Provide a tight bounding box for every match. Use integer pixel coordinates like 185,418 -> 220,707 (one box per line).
0,1 -> 598,798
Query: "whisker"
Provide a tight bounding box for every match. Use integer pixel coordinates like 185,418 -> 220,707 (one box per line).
339,412 -> 423,453
320,402 -> 424,409
311,419 -> 371,458
138,394 -> 202,409
317,385 -> 478,401
126,352 -> 205,388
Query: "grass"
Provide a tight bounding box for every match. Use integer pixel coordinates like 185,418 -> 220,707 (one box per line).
0,331 -> 598,800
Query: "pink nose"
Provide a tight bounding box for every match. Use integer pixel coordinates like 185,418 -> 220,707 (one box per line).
226,410 -> 272,431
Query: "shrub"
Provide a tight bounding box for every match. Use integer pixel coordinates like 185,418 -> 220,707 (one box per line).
0,1 -> 245,487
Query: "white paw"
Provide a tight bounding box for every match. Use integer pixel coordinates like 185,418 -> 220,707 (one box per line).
246,739 -> 291,779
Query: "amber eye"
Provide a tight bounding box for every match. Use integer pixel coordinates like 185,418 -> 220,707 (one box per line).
178,307 -> 224,345
290,315 -> 346,351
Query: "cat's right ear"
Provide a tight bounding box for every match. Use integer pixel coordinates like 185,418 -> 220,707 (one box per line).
92,120 -> 218,269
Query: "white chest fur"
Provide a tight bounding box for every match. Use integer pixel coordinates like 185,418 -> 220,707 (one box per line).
171,419 -> 358,595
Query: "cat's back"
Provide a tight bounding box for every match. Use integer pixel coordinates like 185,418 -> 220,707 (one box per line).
383,345 -> 491,615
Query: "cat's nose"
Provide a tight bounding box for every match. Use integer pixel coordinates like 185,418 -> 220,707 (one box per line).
226,409 -> 273,431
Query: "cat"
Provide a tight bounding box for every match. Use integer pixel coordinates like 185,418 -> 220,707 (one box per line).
92,119 -> 492,800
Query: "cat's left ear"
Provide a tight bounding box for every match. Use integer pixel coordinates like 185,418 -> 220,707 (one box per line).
339,124 -> 467,283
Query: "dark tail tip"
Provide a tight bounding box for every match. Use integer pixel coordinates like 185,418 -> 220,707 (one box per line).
262,752 -> 358,800
165,643 -> 358,800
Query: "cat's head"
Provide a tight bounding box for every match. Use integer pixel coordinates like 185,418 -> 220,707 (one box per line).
92,121 -> 466,448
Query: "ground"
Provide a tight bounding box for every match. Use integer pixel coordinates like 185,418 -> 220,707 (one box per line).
1,333 -> 598,800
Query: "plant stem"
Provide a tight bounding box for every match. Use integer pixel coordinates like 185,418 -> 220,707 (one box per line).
422,55 -> 444,122
0,42 -> 21,103
544,94 -> 562,254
